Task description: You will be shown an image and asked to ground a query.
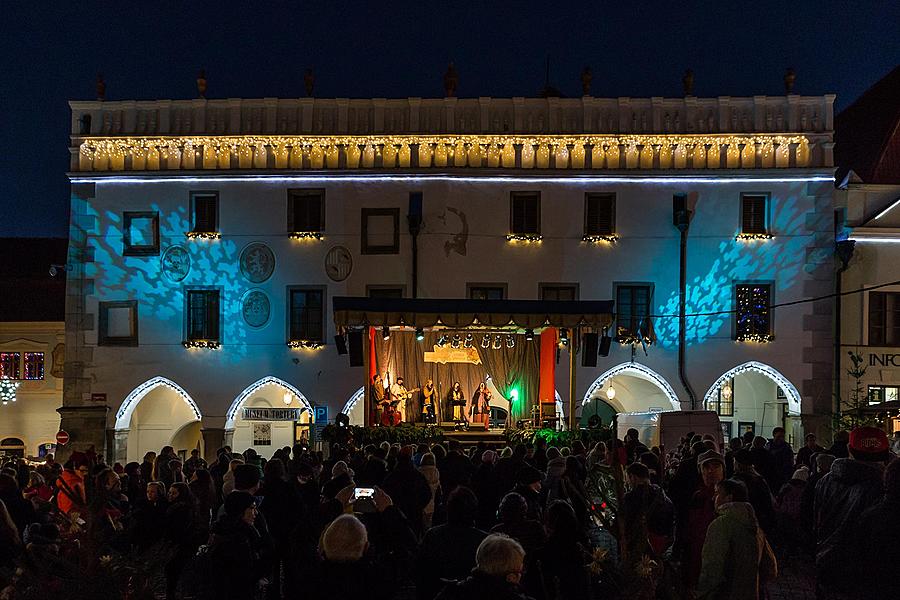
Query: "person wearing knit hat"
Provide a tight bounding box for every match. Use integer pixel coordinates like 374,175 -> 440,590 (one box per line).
815,427 -> 890,597
512,465 -> 543,521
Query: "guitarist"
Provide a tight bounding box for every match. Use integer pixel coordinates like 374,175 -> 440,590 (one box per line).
390,376 -> 420,423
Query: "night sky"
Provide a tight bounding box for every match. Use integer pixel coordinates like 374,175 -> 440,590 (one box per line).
1,1 -> 897,237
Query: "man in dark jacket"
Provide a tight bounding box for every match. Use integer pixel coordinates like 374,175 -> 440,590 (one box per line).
765,427 -> 794,490
825,430 -> 850,459
622,462 -> 675,558
794,433 -> 825,470
512,466 -> 544,522
441,440 -> 475,495
815,427 -> 889,597
731,449 -> 776,534
852,457 -> 900,599
382,446 -> 432,534
415,487 -> 488,600
435,534 -> 534,600
495,445 -> 527,495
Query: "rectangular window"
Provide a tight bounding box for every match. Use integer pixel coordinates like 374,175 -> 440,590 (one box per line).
98,301 -> 139,347
741,194 -> 769,235
191,192 -> 219,233
23,353 -> 44,380
287,189 -> 325,233
510,192 -> 541,235
289,287 -> 325,343
708,379 -> 735,416
868,291 -> 900,346
584,193 -> 616,236
367,286 -> 405,298
540,284 -> 579,301
186,290 -> 221,343
735,283 -> 772,341
868,385 -> 899,405
123,212 -> 160,256
361,208 -> 400,254
616,285 -> 651,338
468,284 -> 506,301
0,353 -> 20,379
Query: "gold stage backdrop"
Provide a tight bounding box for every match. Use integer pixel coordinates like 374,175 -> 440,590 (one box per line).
374,331 -> 539,424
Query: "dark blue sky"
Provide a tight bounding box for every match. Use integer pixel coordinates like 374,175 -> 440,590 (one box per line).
1,1 -> 897,237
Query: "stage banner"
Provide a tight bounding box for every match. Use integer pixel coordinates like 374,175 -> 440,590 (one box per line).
539,328 -> 557,411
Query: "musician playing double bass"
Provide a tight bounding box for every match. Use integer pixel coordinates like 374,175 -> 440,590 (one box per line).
420,379 -> 437,424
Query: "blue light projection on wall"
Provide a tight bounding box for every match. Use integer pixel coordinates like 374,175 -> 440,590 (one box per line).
654,190 -> 809,347
86,201 -> 254,360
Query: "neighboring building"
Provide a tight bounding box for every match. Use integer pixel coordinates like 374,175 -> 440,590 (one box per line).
62,87 -> 836,462
0,238 -> 67,458
836,66 -> 900,433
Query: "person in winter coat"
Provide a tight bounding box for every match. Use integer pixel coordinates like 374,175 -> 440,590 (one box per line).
795,434 -> 825,470
622,462 -> 675,558
495,445 -> 528,495
543,448 -> 567,505
415,486 -> 488,600
164,482 -> 199,600
852,457 -> 900,599
512,466 -> 544,522
440,440 -> 476,495
382,446 -> 432,534
533,501 -> 592,600
55,452 -> 90,516
472,450 -> 502,530
0,474 -> 36,536
765,427 -> 795,491
129,481 -> 168,551
731,449 -> 776,534
435,534 -> 534,600
203,491 -> 267,600
418,452 -> 441,529
139,452 -> 156,488
799,453 -> 834,550
322,460 -> 354,500
696,479 -> 777,600
824,430 -> 850,459
815,427 -> 890,597
676,450 -> 725,589
775,467 -> 808,553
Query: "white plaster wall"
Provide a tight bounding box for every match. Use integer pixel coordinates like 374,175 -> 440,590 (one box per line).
77,174 -> 826,436
127,386 -> 200,462
231,386 -> 311,455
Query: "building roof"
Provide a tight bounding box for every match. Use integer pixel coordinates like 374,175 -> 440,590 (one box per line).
835,65 -> 900,184
0,238 -> 68,322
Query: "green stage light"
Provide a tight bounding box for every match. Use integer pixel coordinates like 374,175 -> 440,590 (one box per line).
509,388 -> 519,403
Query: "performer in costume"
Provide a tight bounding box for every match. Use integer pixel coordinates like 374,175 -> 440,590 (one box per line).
420,379 -> 437,424
390,376 -> 419,423
370,373 -> 385,425
446,381 -> 465,423
470,381 -> 491,427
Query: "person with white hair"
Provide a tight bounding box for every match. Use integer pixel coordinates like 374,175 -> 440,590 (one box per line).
435,533 -> 533,600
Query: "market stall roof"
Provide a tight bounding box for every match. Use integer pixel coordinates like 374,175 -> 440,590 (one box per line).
333,296 -> 615,330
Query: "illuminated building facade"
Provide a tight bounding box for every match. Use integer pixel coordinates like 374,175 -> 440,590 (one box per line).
61,91 -> 836,461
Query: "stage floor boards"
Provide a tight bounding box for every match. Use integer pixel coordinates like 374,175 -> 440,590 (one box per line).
442,428 -> 508,447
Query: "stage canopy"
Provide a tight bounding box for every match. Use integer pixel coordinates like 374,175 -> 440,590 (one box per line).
332,297 -> 615,330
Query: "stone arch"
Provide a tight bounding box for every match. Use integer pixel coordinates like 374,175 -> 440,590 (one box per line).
225,376 -> 314,430
115,376 -> 201,431
581,362 -> 681,411
703,361 -> 801,416
341,387 -> 366,425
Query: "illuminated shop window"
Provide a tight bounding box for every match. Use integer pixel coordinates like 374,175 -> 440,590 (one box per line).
868,385 -> 899,405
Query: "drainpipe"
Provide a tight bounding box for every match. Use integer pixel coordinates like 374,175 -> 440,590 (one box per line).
408,193 -> 423,298
834,240 -> 856,420
674,194 -> 698,409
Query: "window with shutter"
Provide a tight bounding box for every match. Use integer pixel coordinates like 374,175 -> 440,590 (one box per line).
186,290 -> 221,343
510,192 -> 541,235
191,192 -> 219,233
540,285 -> 578,301
289,288 -> 325,342
584,193 -> 615,236
288,190 -> 325,233
741,194 -> 768,234
868,291 -> 900,346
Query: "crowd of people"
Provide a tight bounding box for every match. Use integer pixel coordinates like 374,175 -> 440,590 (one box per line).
0,424 -> 898,599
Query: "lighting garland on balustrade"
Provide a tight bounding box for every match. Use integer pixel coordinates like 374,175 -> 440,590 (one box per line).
736,232 -> 774,241
184,231 -> 221,240
506,234 -> 543,243
0,378 -> 19,405
77,134 -> 812,171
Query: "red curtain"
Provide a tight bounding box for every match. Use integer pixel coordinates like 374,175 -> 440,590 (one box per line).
539,328 -> 557,414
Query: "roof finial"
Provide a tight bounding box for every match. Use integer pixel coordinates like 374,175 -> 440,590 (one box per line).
682,69 -> 694,96
581,66 -> 592,96
304,68 -> 315,97
443,62 -> 458,97
784,67 -> 796,94
197,69 -> 207,99
96,74 -> 106,101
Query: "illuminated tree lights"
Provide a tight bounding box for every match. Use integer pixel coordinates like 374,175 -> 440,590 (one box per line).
0,378 -> 19,405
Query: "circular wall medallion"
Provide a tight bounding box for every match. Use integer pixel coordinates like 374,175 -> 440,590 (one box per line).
325,245 -> 353,282
242,290 -> 271,328
240,243 -> 276,283
161,245 -> 191,282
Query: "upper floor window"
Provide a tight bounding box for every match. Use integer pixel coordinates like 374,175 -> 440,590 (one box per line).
584,193 -> 616,237
23,353 -> 44,380
289,287 -> 325,343
741,194 -> 769,236
99,301 -> 139,347
540,284 -> 578,301
735,283 -> 772,341
615,284 -> 651,339
0,353 -> 21,379
469,284 -> 506,301
185,289 -> 220,346
868,291 -> 900,346
288,189 -> 325,234
0,352 -> 43,380
123,212 -> 160,256
190,192 -> 219,234
361,208 -> 400,254
367,286 -> 405,298
510,192 -> 541,236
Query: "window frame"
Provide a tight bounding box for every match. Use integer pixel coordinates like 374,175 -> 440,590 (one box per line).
287,189 -> 326,234
868,385 -> 899,405
734,282 -> 773,341
740,193 -> 770,235
614,283 -> 653,339
183,287 -> 222,344
509,191 -> 541,235
98,300 -> 140,347
287,285 -> 327,344
122,211 -> 160,256
584,192 -> 616,237
190,191 -> 220,234
707,378 -> 735,416
0,352 -> 21,380
867,290 -> 900,346
539,283 -> 580,301
467,283 -> 508,301
361,208 -> 400,255
366,285 -> 406,298
23,352 -> 45,381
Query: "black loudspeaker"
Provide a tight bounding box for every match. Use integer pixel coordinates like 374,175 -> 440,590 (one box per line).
348,331 -> 364,367
598,335 -> 612,357
673,193 -> 690,228
334,334 -> 347,355
581,333 -> 599,367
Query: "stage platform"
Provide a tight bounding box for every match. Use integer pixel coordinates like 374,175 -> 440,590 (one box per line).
440,423 -> 508,447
